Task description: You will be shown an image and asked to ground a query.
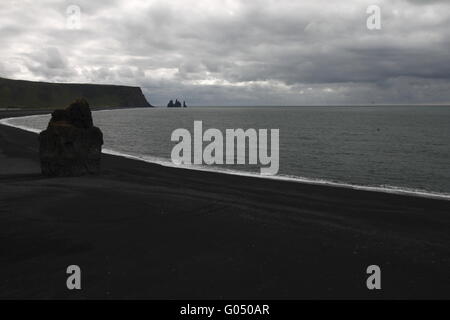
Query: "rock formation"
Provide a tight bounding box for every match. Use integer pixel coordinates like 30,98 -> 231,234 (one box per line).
167,98 -> 187,108
38,99 -> 104,177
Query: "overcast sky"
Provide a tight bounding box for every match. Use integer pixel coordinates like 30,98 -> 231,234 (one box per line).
1,0 -> 449,106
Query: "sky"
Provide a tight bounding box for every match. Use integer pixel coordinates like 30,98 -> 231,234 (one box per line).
0,0 -> 449,106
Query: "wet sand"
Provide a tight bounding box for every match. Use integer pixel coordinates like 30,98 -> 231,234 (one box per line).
1,110 -> 450,299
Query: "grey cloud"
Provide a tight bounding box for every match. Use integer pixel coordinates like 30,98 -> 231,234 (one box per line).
45,47 -> 67,69
0,0 -> 449,105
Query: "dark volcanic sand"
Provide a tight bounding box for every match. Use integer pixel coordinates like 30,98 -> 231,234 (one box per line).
0,110 -> 449,299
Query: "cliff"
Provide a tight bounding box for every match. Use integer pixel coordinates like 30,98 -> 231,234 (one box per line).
0,77 -> 152,109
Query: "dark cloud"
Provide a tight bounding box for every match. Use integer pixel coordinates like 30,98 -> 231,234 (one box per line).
0,0 -> 449,105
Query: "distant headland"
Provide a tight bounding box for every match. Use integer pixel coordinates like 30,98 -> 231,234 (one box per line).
0,77 -> 152,109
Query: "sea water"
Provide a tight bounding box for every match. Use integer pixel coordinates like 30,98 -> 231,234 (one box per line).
3,106 -> 450,199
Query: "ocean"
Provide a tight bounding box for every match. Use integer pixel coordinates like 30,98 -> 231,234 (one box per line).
3,106 -> 450,199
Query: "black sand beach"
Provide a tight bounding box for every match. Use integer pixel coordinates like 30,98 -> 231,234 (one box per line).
1,110 -> 450,299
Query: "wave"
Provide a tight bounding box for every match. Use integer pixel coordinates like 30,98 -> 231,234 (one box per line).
0,114 -> 46,133
2,113 -> 450,201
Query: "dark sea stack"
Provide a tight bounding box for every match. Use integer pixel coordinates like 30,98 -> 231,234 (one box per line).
38,99 -> 104,177
167,99 -> 186,108
66,98 -> 93,128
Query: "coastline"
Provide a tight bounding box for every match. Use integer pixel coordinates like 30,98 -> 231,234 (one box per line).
1,109 -> 450,299
2,110 -> 450,202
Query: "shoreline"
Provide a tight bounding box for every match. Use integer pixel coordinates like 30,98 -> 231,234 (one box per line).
2,109 -> 450,202
1,109 -> 450,299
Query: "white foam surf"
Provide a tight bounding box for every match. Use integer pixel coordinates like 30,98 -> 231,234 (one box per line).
0,114 -> 46,133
